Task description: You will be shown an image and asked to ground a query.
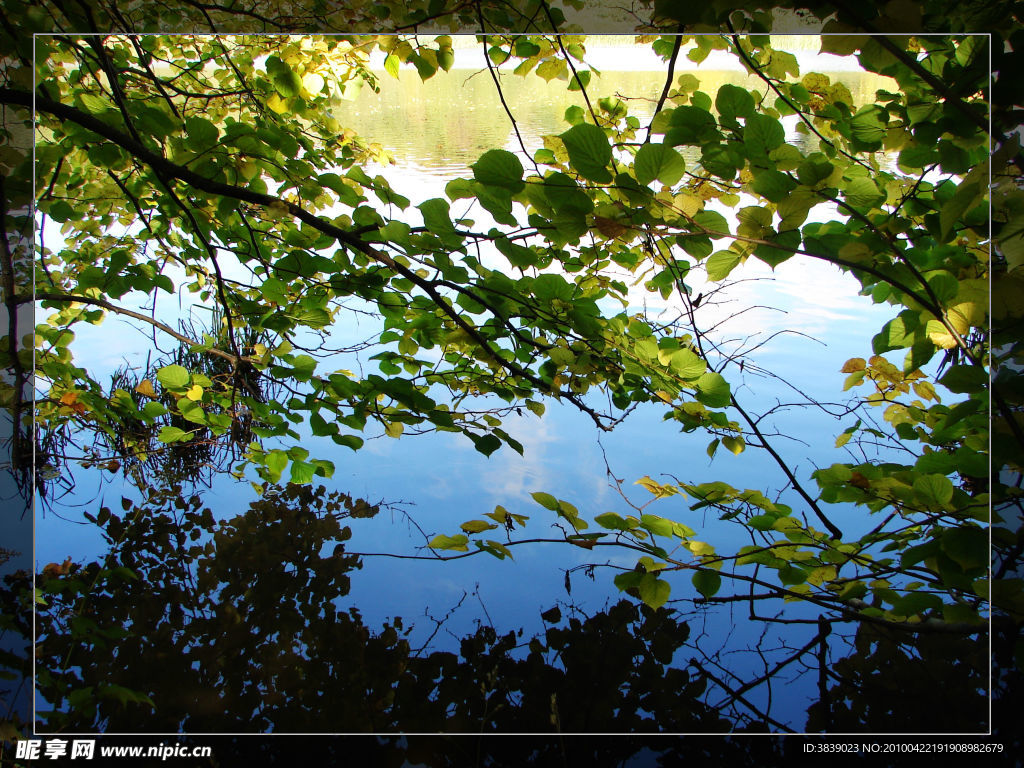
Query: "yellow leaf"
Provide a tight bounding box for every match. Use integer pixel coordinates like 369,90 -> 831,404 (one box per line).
301,72 -> 325,96
265,200 -> 290,219
783,583 -> 811,600
267,93 -> 288,114
186,385 -> 203,401
912,381 -> 940,402
884,126 -> 911,152
635,475 -> 678,498
135,379 -> 156,398
688,540 -> 715,556
840,357 -> 866,373
945,280 -> 987,334
801,72 -> 831,91
868,355 -> 898,376
384,422 -> 404,438
925,319 -> 958,349
826,82 -> 853,108
807,565 -> 838,586
721,435 -> 744,455
673,192 -> 702,218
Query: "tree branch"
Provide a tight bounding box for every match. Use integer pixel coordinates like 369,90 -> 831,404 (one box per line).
29,290 -> 248,367
4,87 -> 614,429
644,29 -> 684,145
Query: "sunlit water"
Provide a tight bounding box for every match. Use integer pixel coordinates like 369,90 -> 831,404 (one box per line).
37,43 -> 915,731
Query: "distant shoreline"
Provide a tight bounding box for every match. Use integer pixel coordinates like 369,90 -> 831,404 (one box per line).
366,40 -> 870,74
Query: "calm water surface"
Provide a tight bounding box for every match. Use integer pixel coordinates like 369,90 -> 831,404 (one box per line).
38,44 -> 911,730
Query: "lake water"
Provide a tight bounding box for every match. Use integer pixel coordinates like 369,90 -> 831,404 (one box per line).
36,41 -> 913,731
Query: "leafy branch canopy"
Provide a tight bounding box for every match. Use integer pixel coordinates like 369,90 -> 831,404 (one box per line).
0,2 -> 1020,730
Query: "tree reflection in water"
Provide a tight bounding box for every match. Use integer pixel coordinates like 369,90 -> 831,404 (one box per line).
26,483 -> 728,734
1,480 -> 1011,762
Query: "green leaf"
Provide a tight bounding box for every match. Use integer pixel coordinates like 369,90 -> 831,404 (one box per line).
514,39 -> 541,58
614,571 -> 643,592
705,250 -> 741,281
429,534 -> 469,552
418,198 -> 461,243
898,144 -> 939,169
265,450 -> 288,481
98,684 -> 154,708
754,228 -> 800,268
156,364 -> 189,390
694,210 -> 730,236
634,143 -> 686,186
797,155 -> 834,186
925,271 -> 960,304
536,57 -> 567,82
901,539 -> 941,569
638,574 -> 671,609
941,526 -> 988,572
873,312 -> 918,353
481,539 -> 513,560
410,53 -> 437,81
695,371 -> 730,407
487,45 -> 509,65
939,364 -> 987,394
531,491 -> 560,511
666,106 -> 720,146
913,474 -> 954,508
744,113 -> 786,157
534,273 -> 574,301
185,117 -> 219,150
640,514 -> 674,537
715,83 -> 755,121
543,172 -> 593,214
272,67 -> 303,98
843,176 -> 885,209
890,592 -> 943,617
319,172 -> 362,205
778,566 -> 807,585
667,348 -> 706,379
334,435 -> 364,451
312,459 -> 334,478
721,436 -> 744,455
699,144 -> 741,180
289,460 -> 316,484
291,354 -> 317,381
292,308 -> 332,328
472,149 -> 525,192
461,520 -> 498,534
471,433 -> 501,456
157,426 -> 192,444
692,570 -> 721,598
595,512 -> 632,530
940,180 -> 983,242
437,48 -> 455,72
849,105 -> 887,149
559,123 -> 612,183
141,401 -> 166,419
79,93 -> 111,114
752,169 -> 796,203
